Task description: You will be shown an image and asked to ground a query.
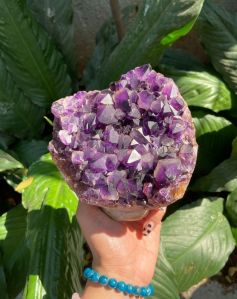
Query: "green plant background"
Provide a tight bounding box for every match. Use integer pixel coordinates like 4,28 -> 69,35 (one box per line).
0,0 -> 237,298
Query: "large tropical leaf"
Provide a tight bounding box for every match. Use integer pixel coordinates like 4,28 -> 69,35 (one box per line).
22,154 -> 84,299
191,157 -> 237,192
199,1 -> 237,94
152,244 -> 179,299
0,149 -> 23,172
0,205 -> 29,298
159,48 -> 205,72
0,133 -> 15,151
83,5 -> 138,89
12,139 -> 48,167
192,112 -> 237,177
160,198 -> 235,292
160,66 -> 232,112
0,253 -> 8,299
27,0 -> 75,71
226,187 -> 237,226
89,0 -> 204,88
0,57 -> 45,138
232,227 -> 237,245
0,0 -> 72,108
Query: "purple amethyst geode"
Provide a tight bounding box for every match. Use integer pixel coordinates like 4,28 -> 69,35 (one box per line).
49,65 -> 198,220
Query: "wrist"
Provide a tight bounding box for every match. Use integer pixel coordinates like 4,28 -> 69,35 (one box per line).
82,267 -> 154,299
92,261 -> 150,286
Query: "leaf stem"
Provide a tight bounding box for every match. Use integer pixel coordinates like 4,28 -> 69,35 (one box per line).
109,0 -> 125,41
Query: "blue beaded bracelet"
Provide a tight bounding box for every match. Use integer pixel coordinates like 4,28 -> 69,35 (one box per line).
83,267 -> 154,297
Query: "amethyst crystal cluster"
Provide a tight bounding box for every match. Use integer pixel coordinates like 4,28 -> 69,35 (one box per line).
49,65 -> 197,220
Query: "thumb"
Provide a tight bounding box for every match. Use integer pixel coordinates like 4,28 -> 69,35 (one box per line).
142,207 -> 166,236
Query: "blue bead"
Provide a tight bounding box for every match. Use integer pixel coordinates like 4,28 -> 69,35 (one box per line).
147,284 -> 154,296
90,272 -> 100,282
116,281 -> 126,292
99,275 -> 108,285
132,286 -> 140,296
108,278 -> 117,288
83,267 -> 94,278
125,284 -> 133,294
140,287 -> 148,297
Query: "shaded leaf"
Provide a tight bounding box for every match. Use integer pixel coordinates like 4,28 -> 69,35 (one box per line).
226,188 -> 237,226
161,198 -> 235,291
0,133 -> 15,151
160,66 -> 232,112
0,205 -> 29,298
231,136 -> 237,158
0,57 -> 45,138
199,1 -> 237,94
191,157 -> 237,192
0,0 -> 72,108
13,139 -> 48,167
0,149 -> 23,172
27,0 -> 75,71
90,0 -> 204,88
83,5 -> 138,89
192,112 -> 237,177
22,154 -> 84,299
0,253 -> 8,299
160,48 -> 205,71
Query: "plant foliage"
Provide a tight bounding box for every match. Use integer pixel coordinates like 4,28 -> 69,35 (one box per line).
0,0 -> 237,298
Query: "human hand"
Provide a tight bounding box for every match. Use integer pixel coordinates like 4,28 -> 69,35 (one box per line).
77,203 -> 166,286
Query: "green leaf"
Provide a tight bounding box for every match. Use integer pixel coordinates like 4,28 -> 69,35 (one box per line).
231,136 -> 237,158
231,227 -> 237,245
160,48 -> 205,71
199,1 -> 237,94
160,66 -> 232,112
152,244 -> 179,299
0,132 -> 15,151
22,154 -> 84,299
83,5 -> 138,89
192,112 -> 237,177
0,57 -> 45,138
191,157 -> 237,192
0,0 -> 72,108
27,0 -> 75,71
12,139 -> 48,167
161,198 -> 235,291
0,253 -> 8,299
0,205 -> 29,298
90,0 -> 204,88
0,149 -> 23,172
226,187 -> 237,226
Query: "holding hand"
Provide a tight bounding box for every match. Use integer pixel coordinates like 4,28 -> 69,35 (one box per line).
72,203 -> 166,299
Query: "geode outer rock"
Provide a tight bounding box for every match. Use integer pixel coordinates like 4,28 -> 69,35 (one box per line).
49,64 -> 198,221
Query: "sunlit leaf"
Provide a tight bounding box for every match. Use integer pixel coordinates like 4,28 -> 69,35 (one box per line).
161,198 -> 235,291
160,66 -> 232,112
0,149 -> 23,172
22,154 -> 84,299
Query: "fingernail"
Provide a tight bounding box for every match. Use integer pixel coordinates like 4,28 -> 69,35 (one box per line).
71,293 -> 80,299
143,221 -> 154,236
159,207 -> 166,212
